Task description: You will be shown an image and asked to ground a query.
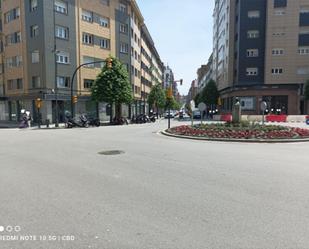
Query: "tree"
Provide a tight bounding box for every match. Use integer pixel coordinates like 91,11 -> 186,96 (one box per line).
91,56 -> 133,121
201,79 -> 219,106
304,80 -> 309,100
165,90 -> 179,110
194,92 -> 202,106
148,84 -> 166,115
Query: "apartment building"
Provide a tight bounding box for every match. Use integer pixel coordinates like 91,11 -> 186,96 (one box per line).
213,0 -> 309,115
140,24 -> 164,113
0,0 -> 164,122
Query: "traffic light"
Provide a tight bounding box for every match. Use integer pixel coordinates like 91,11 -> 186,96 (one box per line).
35,98 -> 42,109
72,95 -> 78,104
106,58 -> 113,69
167,86 -> 173,98
180,79 -> 183,85
217,97 -> 222,106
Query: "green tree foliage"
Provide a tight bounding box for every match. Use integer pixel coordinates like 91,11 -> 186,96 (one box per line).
91,56 -> 133,119
165,90 -> 179,110
201,79 -> 219,106
194,92 -> 202,106
304,79 -> 309,100
148,84 -> 166,113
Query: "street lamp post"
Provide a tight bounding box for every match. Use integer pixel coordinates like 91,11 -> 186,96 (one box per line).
70,59 -> 111,118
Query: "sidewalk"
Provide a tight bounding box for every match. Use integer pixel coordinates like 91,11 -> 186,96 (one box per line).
0,121 -> 19,128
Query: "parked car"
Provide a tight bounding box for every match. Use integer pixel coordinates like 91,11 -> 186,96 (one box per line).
193,110 -> 201,119
164,111 -> 175,118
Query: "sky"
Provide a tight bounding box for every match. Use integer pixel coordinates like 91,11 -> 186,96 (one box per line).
136,0 -> 215,95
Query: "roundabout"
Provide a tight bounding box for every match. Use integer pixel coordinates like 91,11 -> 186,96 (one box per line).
162,122 -> 309,143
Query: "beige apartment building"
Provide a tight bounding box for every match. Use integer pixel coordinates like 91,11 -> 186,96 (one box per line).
0,0 -> 164,123
213,0 -> 309,115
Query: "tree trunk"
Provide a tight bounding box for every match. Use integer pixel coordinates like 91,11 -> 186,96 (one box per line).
115,102 -> 122,119
109,103 -> 113,124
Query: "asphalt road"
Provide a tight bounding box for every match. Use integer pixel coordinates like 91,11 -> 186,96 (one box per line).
0,119 -> 309,249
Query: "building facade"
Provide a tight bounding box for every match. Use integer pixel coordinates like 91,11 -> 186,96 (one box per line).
213,0 -> 309,115
197,54 -> 213,93
0,0 -> 164,122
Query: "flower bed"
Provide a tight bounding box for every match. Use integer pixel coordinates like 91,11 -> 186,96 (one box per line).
167,123 -> 309,140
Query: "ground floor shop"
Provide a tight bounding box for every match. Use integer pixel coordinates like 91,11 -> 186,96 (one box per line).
219,84 -> 308,115
0,95 -> 149,124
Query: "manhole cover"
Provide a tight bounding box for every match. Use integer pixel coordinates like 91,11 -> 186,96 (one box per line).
98,150 -> 125,155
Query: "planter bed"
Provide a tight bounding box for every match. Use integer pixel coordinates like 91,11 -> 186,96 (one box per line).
166,123 -> 309,141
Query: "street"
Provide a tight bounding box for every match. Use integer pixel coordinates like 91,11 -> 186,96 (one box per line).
0,120 -> 309,249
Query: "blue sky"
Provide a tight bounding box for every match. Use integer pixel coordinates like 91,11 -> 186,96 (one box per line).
136,0 -> 214,95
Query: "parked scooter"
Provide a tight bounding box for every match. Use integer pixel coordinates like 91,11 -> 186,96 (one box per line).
19,109 -> 30,128
87,116 -> 100,127
65,112 -> 89,128
149,114 -> 156,123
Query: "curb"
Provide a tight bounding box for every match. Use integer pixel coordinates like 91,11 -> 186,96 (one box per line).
160,130 -> 309,143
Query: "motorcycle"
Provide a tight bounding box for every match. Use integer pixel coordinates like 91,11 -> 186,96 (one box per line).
112,117 -> 129,125
87,116 -> 100,127
149,114 -> 156,123
65,112 -> 89,128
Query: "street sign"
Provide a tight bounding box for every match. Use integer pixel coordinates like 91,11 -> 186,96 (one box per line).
260,101 -> 267,111
190,100 -> 195,110
260,101 -> 267,125
198,102 -> 206,111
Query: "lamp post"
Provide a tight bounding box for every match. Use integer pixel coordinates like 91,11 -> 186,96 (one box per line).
70,58 -> 111,118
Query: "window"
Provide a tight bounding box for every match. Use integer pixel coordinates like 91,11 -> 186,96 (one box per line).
274,0 -> 287,8
247,30 -> 259,38
30,0 -> 38,11
4,7 -> 20,23
99,38 -> 110,49
248,11 -> 260,18
6,58 -> 13,68
31,25 -> 39,37
272,48 -> 284,55
272,29 -> 286,36
274,9 -> 285,15
56,76 -> 70,88
83,56 -> 95,68
6,56 -> 22,68
247,49 -> 259,57
8,78 -> 23,90
84,79 -> 94,89
297,67 -> 309,75
298,47 -> 309,54
271,68 -> 283,74
246,68 -> 258,76
120,23 -> 128,33
120,42 -> 128,53
32,50 -> 39,63
56,51 -> 69,64
55,25 -> 68,39
82,10 -> 93,22
32,76 -> 41,88
16,56 -> 22,67
16,79 -> 23,89
54,0 -> 68,14
101,0 -> 109,6
119,3 -> 126,12
99,17 -> 109,27
82,33 -> 93,45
